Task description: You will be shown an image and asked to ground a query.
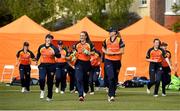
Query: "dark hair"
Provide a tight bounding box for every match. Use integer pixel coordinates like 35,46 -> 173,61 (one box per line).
57,40 -> 63,45
108,27 -> 119,35
45,34 -> 54,39
161,42 -> 168,47
81,31 -> 92,44
153,38 -> 161,43
23,41 -> 29,46
153,38 -> 161,47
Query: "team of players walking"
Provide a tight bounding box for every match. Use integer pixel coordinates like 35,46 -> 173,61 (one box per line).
16,29 -> 172,102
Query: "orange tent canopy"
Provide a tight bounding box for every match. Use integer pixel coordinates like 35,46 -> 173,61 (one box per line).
175,32 -> 180,75
118,16 -> 177,81
0,15 -> 49,81
177,32 -> 180,36
52,17 -> 109,41
120,16 -> 175,36
0,15 -> 49,34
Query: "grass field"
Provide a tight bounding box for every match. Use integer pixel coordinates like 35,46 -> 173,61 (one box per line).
0,83 -> 180,110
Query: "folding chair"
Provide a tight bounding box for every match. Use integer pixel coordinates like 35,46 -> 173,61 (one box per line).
1,65 -> 15,83
30,65 -> 39,79
124,67 -> 136,82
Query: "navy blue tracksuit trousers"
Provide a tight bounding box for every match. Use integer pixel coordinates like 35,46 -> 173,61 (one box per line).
75,60 -> 91,97
55,63 -> 67,91
147,62 -> 163,95
104,59 -> 121,97
89,66 -> 100,92
38,64 -> 56,99
19,64 -> 31,91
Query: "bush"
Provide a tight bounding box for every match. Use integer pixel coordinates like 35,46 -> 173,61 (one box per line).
172,22 -> 180,32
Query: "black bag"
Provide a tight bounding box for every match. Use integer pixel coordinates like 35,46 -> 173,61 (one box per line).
123,80 -> 144,88
133,76 -> 149,85
123,80 -> 133,88
10,77 -> 21,86
139,76 -> 148,80
10,77 -> 39,86
123,76 -> 148,88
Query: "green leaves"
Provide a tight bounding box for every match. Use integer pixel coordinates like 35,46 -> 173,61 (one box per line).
4,0 -> 56,23
172,22 -> 180,32
172,3 -> 180,13
1,0 -> 134,30
57,0 -> 133,30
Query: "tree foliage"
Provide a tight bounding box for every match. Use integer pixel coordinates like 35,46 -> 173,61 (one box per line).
0,0 -> 13,27
172,3 -> 180,13
57,0 -> 134,30
1,0 -> 135,30
4,0 -> 56,23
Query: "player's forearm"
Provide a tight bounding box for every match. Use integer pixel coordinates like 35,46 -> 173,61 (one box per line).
15,58 -> 19,66
36,53 -> 40,62
114,48 -> 124,55
65,56 -> 71,60
102,48 -> 110,55
146,59 -> 157,62
165,58 -> 172,68
102,47 -> 106,53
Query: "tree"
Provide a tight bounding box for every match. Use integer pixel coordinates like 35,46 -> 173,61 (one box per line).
172,3 -> 180,13
4,0 -> 56,23
56,0 -> 134,30
172,3 -> 180,32
1,0 -> 135,30
0,0 -> 13,27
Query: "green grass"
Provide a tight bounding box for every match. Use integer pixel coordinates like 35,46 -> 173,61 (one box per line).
0,83 -> 180,110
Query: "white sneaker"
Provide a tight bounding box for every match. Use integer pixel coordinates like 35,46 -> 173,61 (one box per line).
21,87 -> 25,93
90,92 -> 94,95
60,91 -> 65,94
55,88 -> 59,93
46,97 -> 52,102
162,94 -> 166,97
83,92 -> 87,97
153,95 -> 158,97
108,96 -> 111,102
108,96 -> 115,102
95,87 -> 100,91
40,90 -> 45,99
110,96 -> 115,101
24,90 -> 30,93
70,90 -> 75,93
146,88 -> 150,94
105,88 -> 108,93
